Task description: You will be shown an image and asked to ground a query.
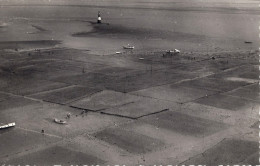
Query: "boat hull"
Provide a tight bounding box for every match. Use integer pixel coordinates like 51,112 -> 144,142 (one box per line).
0,122 -> 15,129
123,46 -> 134,49
54,118 -> 67,124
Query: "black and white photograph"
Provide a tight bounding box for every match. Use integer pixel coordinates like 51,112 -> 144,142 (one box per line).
0,0 -> 259,165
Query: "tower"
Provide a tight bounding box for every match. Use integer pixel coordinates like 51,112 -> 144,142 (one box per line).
97,11 -> 101,24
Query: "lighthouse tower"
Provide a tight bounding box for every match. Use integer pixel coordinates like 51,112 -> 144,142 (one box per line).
97,11 -> 102,24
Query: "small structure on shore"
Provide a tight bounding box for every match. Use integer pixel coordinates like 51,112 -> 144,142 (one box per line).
97,11 -> 102,24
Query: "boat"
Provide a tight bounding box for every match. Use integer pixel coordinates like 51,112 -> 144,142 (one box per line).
166,49 -> 180,53
123,44 -> 134,49
166,50 -> 175,53
0,122 -> 15,129
244,41 -> 252,44
174,49 -> 180,53
54,118 -> 67,124
163,49 -> 180,57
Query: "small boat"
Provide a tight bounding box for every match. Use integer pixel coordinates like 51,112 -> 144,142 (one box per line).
174,49 -> 180,53
166,50 -> 175,53
163,49 -> 180,57
116,51 -> 121,54
244,41 -> 252,44
123,44 -> 134,49
54,118 -> 67,124
0,122 -> 15,129
166,49 -> 180,53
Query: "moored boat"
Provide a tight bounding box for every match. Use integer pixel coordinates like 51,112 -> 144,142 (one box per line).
166,49 -> 180,53
0,122 -> 15,129
54,118 -> 67,124
123,44 -> 134,49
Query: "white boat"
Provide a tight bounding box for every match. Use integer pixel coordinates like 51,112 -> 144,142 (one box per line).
174,49 -> 180,53
123,44 -> 134,49
0,122 -> 15,129
166,49 -> 180,53
54,118 -> 67,124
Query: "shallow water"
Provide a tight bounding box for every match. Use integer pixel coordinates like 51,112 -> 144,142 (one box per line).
0,0 -> 259,54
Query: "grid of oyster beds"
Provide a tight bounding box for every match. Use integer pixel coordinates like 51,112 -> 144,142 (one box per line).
0,48 -> 259,165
